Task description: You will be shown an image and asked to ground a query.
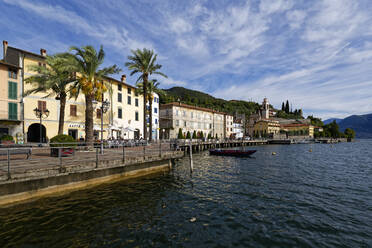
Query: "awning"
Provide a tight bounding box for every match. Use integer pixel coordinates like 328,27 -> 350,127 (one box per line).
122,126 -> 136,132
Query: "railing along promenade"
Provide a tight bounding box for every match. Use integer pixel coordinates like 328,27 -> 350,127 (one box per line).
0,141 -> 182,182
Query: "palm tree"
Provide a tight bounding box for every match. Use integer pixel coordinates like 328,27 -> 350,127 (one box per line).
136,79 -> 163,141
125,48 -> 167,140
69,45 -> 120,145
25,53 -> 77,135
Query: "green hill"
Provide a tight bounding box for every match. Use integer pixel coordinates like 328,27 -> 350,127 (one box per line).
158,87 -> 260,116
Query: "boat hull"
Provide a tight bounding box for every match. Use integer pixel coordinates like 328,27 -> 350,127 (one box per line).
209,149 -> 256,157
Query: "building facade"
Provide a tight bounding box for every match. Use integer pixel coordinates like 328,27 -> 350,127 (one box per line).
253,119 -> 280,138
232,119 -> 244,139
2,41 -> 151,142
159,102 -> 231,139
0,60 -> 22,141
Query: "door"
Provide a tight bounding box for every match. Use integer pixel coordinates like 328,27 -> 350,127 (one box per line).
68,129 -> 78,140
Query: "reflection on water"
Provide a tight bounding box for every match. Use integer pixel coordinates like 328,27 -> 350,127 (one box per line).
1,140 -> 372,247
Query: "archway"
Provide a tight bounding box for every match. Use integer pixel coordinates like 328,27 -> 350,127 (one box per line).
27,123 -> 46,143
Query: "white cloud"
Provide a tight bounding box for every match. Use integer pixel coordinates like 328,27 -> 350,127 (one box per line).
286,10 -> 306,29
169,18 -> 192,34
259,0 -> 293,15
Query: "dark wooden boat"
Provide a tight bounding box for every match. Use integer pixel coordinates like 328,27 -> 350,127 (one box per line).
209,149 -> 256,157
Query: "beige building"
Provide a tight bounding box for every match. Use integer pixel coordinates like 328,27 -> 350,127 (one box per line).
0,60 -> 23,141
2,40 -> 149,142
159,102 -> 232,139
280,123 -> 314,138
253,119 -> 280,138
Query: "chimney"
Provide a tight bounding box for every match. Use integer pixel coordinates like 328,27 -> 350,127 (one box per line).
3,40 -> 8,60
40,48 -> 47,57
121,74 -> 126,83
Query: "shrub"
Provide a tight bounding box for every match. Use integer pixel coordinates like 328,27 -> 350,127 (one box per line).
177,128 -> 184,139
186,131 -> 191,139
50,134 -> 77,147
0,135 -> 14,141
192,131 -> 197,139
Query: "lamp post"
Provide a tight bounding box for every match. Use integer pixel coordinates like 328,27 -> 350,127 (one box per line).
33,107 -> 49,145
162,128 -> 165,140
96,94 -> 110,154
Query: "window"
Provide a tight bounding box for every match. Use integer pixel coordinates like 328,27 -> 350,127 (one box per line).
118,108 -> 122,119
183,111 -> 186,117
135,111 -> 139,121
118,84 -> 122,91
118,93 -> 122,102
184,121 -> 187,127
155,118 -> 158,124
38,100 -> 47,112
191,112 -> 194,118
8,103 -> 17,120
176,110 -> 179,116
135,91 -> 138,97
127,96 -> 131,105
128,88 -> 131,94
8,82 -> 17,99
135,98 -> 139,107
154,107 -> 158,114
96,109 -> 102,119
176,120 -> 179,126
70,105 -> 77,116
209,123 -> 212,129
8,69 -> 17,79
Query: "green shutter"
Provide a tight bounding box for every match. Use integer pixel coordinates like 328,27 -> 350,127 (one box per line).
8,103 -> 17,120
8,82 -> 17,99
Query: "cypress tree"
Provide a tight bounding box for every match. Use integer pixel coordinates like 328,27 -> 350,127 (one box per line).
285,100 -> 290,113
177,128 -> 184,139
281,102 -> 285,111
186,131 -> 191,139
192,130 -> 197,139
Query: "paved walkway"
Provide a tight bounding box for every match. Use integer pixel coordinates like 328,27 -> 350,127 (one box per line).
0,144 -> 179,182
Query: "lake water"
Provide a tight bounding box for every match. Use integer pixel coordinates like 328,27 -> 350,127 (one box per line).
0,140 -> 371,247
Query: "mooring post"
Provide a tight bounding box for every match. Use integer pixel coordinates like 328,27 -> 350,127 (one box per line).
96,147 -> 99,168
122,145 -> 125,163
58,147 -> 62,172
7,149 -> 11,180
189,144 -> 193,174
159,142 -> 162,157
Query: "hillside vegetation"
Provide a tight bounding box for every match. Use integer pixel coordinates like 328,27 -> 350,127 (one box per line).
158,87 -> 260,116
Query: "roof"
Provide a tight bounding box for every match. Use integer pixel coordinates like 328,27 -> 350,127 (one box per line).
103,75 -> 137,89
160,102 -> 228,115
7,46 -> 46,59
0,60 -> 21,69
281,123 -> 313,127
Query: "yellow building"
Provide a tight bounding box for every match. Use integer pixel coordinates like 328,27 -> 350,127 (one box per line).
253,119 -> 280,138
2,41 -> 146,142
0,60 -> 23,142
280,123 -> 314,138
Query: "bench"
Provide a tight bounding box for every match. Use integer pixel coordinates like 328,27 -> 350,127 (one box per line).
0,148 -> 32,159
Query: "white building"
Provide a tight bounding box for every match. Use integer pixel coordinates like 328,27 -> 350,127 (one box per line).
232,119 -> 244,139
149,92 -> 160,140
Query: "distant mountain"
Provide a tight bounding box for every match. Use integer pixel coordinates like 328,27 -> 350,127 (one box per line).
159,87 -> 260,116
323,118 -> 342,125
337,113 -> 372,138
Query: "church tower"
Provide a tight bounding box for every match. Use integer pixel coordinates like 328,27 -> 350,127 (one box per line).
262,98 -> 270,119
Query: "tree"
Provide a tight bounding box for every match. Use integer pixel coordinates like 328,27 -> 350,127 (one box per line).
192,131 -> 197,139
215,133 -> 218,139
344,128 -> 356,139
136,79 -> 162,141
25,53 -> 77,135
69,45 -> 120,145
285,100 -> 290,113
207,133 -> 211,139
177,128 -> 184,139
186,131 -> 191,139
125,48 -> 167,141
281,102 -> 285,111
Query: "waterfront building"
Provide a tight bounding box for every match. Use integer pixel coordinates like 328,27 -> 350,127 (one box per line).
225,114 -> 234,139
0,60 -> 22,141
159,102 -> 231,139
232,119 -> 244,139
253,119 -> 280,138
148,92 -> 160,140
107,75 -> 144,140
247,98 -> 276,137
280,123 -> 314,138
1,41 -> 147,142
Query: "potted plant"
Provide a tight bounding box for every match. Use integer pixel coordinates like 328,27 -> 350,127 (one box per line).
50,134 -> 77,157
0,135 -> 14,146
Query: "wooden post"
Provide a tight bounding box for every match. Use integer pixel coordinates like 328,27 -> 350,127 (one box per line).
7,149 -> 11,180
189,144 -> 193,174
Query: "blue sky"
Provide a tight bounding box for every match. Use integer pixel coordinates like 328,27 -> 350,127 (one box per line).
1,0 -> 372,120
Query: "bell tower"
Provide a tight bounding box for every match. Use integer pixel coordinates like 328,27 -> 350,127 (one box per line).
262,98 -> 270,119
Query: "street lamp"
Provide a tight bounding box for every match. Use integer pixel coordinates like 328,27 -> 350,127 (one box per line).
96,94 -> 110,154
162,128 -> 165,140
33,107 -> 49,145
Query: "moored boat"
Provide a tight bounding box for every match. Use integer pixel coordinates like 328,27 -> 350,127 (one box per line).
209,149 -> 256,157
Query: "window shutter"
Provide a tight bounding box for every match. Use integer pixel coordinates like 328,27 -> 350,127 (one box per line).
42,101 -> 46,112
8,103 -> 17,120
97,109 -> 102,119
